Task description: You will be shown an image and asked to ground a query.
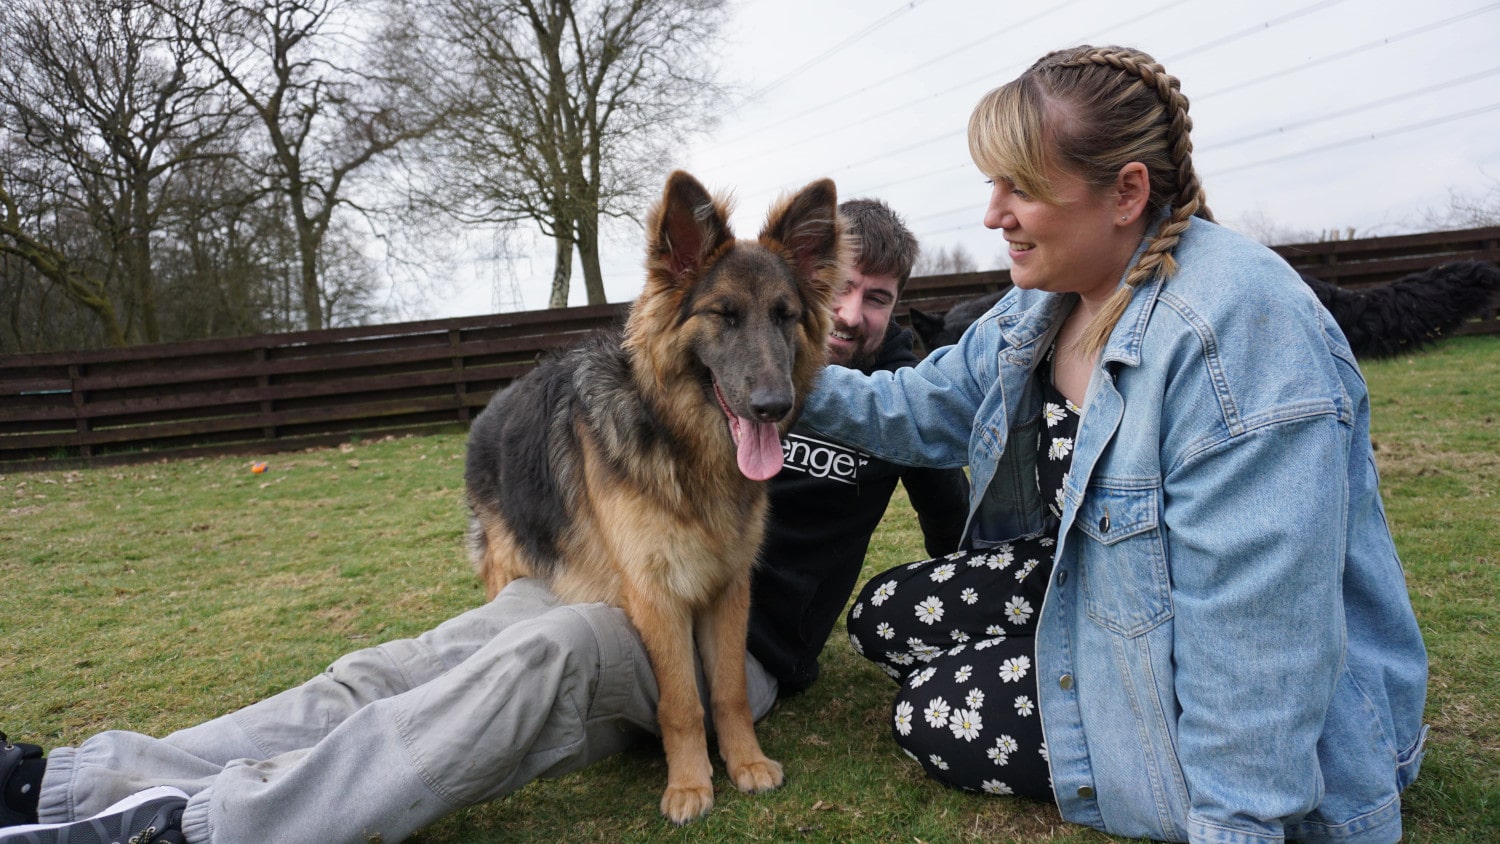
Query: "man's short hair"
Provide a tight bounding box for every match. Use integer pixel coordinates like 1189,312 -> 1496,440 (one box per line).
839,198 -> 920,297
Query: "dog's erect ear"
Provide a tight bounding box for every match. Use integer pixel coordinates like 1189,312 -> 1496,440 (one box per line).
760,178 -> 842,282
648,170 -> 732,283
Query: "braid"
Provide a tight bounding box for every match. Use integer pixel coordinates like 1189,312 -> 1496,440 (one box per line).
1043,46 -> 1213,359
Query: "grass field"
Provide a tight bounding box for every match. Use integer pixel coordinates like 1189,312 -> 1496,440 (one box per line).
2,334 -> 1497,843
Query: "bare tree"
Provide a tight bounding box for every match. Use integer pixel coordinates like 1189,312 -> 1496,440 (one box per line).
160,0 -> 445,330
424,0 -> 726,307
0,0 -> 233,346
1421,177 -> 1500,229
914,243 -> 978,277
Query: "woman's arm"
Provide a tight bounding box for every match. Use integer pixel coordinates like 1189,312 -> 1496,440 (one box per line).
799,327 -> 995,470
1165,412 -> 1349,842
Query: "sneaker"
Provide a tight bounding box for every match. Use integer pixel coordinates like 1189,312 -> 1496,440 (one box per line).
1,733 -> 45,827
0,785 -> 188,843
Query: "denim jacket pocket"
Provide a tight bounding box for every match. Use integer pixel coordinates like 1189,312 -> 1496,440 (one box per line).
1076,483 -> 1172,637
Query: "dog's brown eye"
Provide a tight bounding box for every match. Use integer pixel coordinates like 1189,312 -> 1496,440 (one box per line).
716,309 -> 740,328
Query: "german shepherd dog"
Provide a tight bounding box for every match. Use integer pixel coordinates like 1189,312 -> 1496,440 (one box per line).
464,171 -> 844,824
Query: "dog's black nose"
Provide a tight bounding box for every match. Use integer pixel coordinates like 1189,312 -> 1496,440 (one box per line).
749,391 -> 792,422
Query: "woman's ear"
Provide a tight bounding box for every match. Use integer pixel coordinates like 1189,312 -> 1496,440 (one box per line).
1115,162 -> 1150,226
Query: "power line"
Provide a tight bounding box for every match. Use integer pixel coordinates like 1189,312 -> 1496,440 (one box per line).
720,0 -> 1197,166
725,0 -> 1093,145
1163,0 -> 1350,63
1207,65 -> 1500,151
1194,2 -> 1500,101
725,0 -> 1382,186
738,0 -> 934,105
1207,100 -> 1500,177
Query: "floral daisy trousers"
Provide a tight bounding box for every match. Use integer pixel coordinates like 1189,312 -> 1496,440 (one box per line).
845,541 -> 1057,801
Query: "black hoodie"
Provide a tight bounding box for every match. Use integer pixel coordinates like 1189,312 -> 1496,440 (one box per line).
747,322 -> 969,695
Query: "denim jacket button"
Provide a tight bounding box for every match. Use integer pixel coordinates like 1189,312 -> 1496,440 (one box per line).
1078,785 -> 1095,799
1059,674 -> 1073,690
1099,513 -> 1110,533
1056,569 -> 1068,586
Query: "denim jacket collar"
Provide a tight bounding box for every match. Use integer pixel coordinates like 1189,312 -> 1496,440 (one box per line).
1099,213 -> 1170,370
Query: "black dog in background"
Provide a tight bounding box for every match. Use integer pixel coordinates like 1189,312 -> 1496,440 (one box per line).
909,261 -> 1500,359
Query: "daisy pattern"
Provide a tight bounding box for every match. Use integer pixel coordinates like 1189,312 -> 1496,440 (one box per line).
915,596 -> 944,625
1004,596 -> 1034,625
850,602 -> 864,619
893,700 -> 914,736
1048,436 -> 1074,461
1042,402 -> 1066,427
1066,399 -> 1083,415
973,632 -> 1008,650
854,543 -> 1064,797
924,697 -> 950,729
949,708 -> 983,741
1052,485 -> 1067,517
1039,741 -> 1050,762
999,655 -> 1031,682
848,633 -> 863,655
912,642 -> 944,662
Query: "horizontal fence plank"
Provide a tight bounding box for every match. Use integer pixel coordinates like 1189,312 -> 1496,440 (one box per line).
3,225 -> 1497,472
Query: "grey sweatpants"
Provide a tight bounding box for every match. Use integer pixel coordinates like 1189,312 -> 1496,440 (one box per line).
35,578 -> 779,843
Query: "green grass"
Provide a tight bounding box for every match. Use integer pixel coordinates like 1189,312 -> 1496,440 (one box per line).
3,335 -> 1498,842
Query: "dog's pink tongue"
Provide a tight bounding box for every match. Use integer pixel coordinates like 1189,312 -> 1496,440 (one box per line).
736,418 -> 784,481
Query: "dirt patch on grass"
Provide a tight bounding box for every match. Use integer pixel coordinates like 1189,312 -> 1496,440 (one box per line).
965,801 -> 1102,841
1374,438 -> 1500,483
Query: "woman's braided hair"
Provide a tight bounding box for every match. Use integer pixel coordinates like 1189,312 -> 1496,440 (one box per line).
968,45 -> 1213,358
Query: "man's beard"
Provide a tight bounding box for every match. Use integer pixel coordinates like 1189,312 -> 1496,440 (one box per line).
831,321 -> 880,371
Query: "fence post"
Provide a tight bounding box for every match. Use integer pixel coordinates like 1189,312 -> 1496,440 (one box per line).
256,346 -> 275,443
69,363 -> 91,462
449,328 -> 469,425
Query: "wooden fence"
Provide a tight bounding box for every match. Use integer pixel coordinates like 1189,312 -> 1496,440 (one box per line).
3,225 -> 1498,473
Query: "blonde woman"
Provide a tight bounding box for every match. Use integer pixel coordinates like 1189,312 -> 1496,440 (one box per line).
805,45 -> 1427,844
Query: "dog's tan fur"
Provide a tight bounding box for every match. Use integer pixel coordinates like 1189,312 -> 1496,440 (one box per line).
466,170 -> 844,823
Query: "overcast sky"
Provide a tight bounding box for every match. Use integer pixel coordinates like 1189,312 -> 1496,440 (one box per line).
422,0 -> 1500,317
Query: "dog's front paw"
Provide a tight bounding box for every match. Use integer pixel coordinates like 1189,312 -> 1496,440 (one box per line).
660,783 -> 714,825
728,756 -> 784,794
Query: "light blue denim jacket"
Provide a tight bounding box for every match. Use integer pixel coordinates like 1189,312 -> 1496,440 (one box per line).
800,217 -> 1428,844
